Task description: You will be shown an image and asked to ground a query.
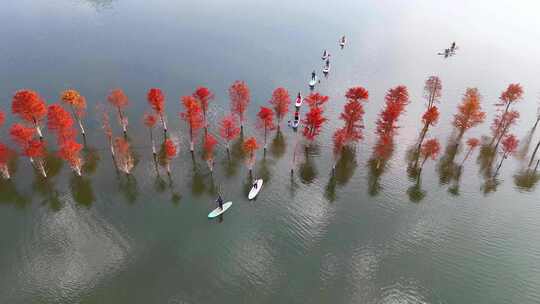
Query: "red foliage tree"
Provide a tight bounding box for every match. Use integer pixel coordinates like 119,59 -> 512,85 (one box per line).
61,89 -> 87,136
453,88 -> 486,143
107,88 -> 129,135
203,133 -> 218,172
0,110 -> 4,127
147,88 -> 167,133
345,86 -> 369,103
302,107 -> 327,141
219,114 -> 240,153
257,106 -> 276,150
305,92 -> 329,109
490,83 -> 523,148
97,103 -> 115,157
491,110 -> 520,152
332,128 -> 347,170
339,86 -> 369,145
494,134 -> 519,177
59,139 -> 83,176
424,76 -> 442,109
11,89 -> 47,139
0,143 -> 13,179
420,139 -> 441,168
229,81 -> 250,130
180,96 -> 204,152
114,137 -> 134,175
243,137 -> 258,173
9,123 -> 35,147
372,86 -> 410,169
163,138 -> 177,174
460,137 -> 480,167
269,87 -> 290,128
24,139 -> 47,178
144,113 -> 158,156
47,104 -> 75,144
193,86 -> 214,131
415,105 -> 440,166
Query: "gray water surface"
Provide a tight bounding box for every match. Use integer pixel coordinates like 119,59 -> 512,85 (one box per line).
1,0 -> 540,303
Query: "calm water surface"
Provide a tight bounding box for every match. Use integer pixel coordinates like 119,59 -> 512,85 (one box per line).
1,0 -> 540,303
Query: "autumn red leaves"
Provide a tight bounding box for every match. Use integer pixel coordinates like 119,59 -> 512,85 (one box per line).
0,79 -> 530,192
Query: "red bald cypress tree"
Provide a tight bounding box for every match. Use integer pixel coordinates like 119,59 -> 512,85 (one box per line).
61,89 -> 87,137
203,133 -> 218,172
453,88 -> 486,145
144,113 -> 158,156
269,87 -> 290,129
180,96 -> 204,152
219,114 -> 240,153
494,134 -> 519,177
59,139 -> 83,176
147,88 -> 167,134
11,90 -> 47,140
107,88 -> 129,136
229,81 -> 250,131
193,86 -> 214,132
243,137 -> 258,174
257,106 -> 276,150
163,138 -> 177,174
114,137 -> 134,175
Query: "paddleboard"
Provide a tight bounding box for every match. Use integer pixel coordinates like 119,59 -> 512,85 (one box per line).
295,96 -> 303,107
248,179 -> 263,200
323,66 -> 330,74
321,50 -> 328,60
208,201 -> 232,218
309,77 -> 317,88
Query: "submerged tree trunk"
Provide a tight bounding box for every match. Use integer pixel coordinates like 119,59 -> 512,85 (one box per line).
494,154 -> 507,177
414,123 -> 429,167
489,102 -> 512,147
529,139 -> 540,168
160,114 -> 167,136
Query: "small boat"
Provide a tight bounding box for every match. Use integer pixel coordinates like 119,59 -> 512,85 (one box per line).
339,36 -> 346,48
208,201 -> 233,218
248,179 -> 263,200
321,50 -> 329,60
295,93 -> 303,107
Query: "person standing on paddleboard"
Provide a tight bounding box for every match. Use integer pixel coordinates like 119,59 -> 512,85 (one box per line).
216,194 -> 224,210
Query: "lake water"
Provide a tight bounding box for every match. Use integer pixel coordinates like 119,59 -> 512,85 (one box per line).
1,0 -> 540,303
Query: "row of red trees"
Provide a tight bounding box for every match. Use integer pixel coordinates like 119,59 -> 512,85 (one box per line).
0,79 -> 534,182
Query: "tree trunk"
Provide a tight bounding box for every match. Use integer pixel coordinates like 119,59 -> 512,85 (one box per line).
264,127 -> 268,150
494,154 -> 506,177
0,165 -> 10,179
160,114 -> 167,135
459,147 -> 472,167
489,102 -> 511,146
117,107 -> 127,136
529,139 -> 540,167
149,128 -> 156,156
33,118 -> 43,141
414,123 -> 429,167
189,126 -> 194,152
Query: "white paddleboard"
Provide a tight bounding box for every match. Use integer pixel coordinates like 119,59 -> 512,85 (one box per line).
248,179 -> 263,200
323,66 -> 330,73
208,201 -> 232,218
289,119 -> 299,129
295,96 -> 303,107
309,77 -> 317,87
